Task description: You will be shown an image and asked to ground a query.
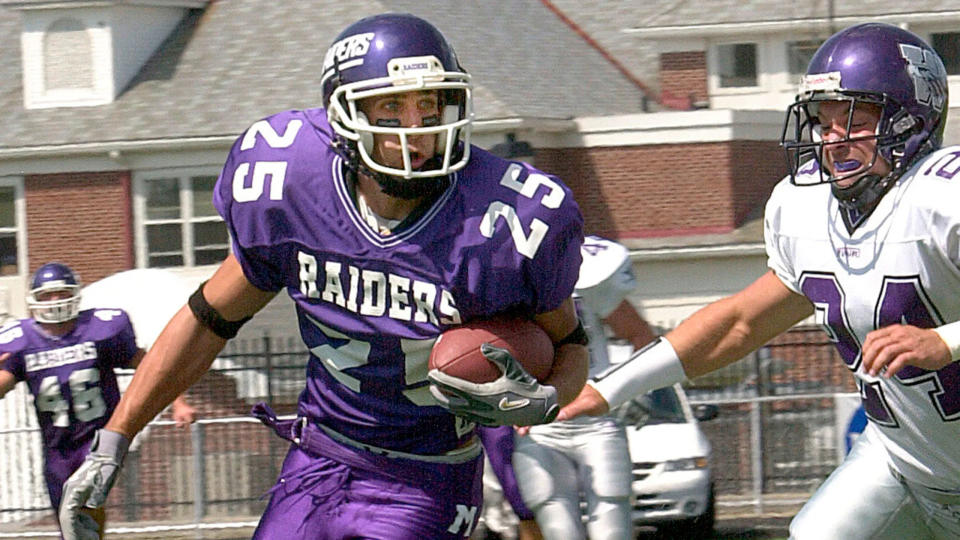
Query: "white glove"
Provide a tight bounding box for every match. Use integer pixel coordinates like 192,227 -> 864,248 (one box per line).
59,429 -> 129,540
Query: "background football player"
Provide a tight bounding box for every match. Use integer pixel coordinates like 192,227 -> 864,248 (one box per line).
0,262 -> 195,538
59,12 -> 588,540
485,236 -> 655,540
558,23 -> 960,539
514,236 -> 653,539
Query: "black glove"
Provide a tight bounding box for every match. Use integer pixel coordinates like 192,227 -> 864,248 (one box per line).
428,343 -> 559,426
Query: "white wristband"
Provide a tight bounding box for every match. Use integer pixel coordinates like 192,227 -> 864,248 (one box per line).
932,321 -> 960,361
588,337 -> 687,410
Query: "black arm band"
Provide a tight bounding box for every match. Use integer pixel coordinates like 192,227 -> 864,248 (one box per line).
188,281 -> 251,340
554,320 -> 589,348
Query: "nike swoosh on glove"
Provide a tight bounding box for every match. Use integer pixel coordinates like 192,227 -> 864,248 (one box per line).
428,343 -> 559,426
59,429 -> 129,540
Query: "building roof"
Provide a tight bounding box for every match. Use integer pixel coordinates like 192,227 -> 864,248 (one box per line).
0,0 -> 650,151
550,0 -> 960,98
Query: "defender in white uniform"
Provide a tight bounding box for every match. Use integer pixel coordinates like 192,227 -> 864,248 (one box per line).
513,235 -> 655,540
557,23 -> 960,540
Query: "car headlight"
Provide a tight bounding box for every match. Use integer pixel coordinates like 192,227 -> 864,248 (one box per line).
663,457 -> 709,471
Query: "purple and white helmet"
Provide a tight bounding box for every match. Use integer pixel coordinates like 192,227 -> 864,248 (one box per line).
27,262 -> 82,323
781,23 -> 948,209
320,13 -> 473,188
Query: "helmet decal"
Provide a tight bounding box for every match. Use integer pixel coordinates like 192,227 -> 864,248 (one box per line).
899,43 -> 947,113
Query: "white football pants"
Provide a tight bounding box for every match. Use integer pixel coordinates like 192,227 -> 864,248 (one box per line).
790,423 -> 960,540
513,418 -> 633,540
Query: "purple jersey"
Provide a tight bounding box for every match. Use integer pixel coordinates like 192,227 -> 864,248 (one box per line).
0,309 -> 138,450
214,108 -> 583,455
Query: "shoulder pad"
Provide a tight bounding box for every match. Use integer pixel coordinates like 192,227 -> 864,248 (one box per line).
576,236 -> 629,290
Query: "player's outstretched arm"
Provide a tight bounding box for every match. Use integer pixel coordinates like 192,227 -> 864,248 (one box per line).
559,271 -> 813,419
59,255 -> 275,540
108,255 -> 273,438
127,349 -> 198,429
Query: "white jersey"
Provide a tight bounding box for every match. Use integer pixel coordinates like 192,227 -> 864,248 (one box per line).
765,145 -> 960,490
516,237 -> 636,540
574,235 -> 636,377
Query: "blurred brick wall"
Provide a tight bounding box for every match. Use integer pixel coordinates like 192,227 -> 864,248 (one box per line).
25,171 -> 134,283
660,51 -> 708,107
537,140 -> 786,238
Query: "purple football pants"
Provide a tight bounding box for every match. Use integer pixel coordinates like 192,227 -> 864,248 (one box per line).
44,437 -> 94,513
252,405 -> 484,539
477,425 -> 535,521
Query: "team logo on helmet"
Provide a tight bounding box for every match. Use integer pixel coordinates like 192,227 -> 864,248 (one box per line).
899,43 -> 947,112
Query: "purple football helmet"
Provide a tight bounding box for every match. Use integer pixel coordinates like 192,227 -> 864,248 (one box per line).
320,13 -> 473,196
781,23 -> 948,226
27,262 -> 82,323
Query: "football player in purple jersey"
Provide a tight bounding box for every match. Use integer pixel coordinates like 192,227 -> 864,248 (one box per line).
558,23 -> 960,539
59,12 -> 587,540
0,262 -> 195,538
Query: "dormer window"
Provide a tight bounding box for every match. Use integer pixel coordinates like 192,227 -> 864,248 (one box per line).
43,17 -> 93,91
10,2 -> 202,110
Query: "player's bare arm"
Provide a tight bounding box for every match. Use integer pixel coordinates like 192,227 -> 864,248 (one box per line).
533,296 -> 589,407
107,254 -> 275,438
551,299 -> 657,421
603,298 -> 657,350
0,359 -> 14,397
558,271 -> 814,421
861,324 -> 953,378
669,270 -> 813,378
124,348 -> 197,428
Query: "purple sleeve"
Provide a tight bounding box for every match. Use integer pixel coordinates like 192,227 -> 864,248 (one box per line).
477,425 -> 535,521
212,112 -> 311,293
530,202 -> 583,314
463,153 -> 585,315
103,311 -> 140,369
0,324 -> 26,381
517,164 -> 584,314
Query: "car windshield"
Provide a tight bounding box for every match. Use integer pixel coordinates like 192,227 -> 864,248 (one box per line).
616,386 -> 687,426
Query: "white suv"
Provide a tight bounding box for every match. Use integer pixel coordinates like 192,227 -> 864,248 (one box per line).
615,383 -> 718,539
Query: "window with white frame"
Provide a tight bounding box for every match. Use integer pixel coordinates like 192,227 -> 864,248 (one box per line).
716,42 -> 758,88
787,40 -> 822,80
0,180 -> 23,277
931,32 -> 960,75
136,172 -> 229,268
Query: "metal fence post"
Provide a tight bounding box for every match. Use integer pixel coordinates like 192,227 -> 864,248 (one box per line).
750,399 -> 763,514
192,421 -> 206,524
264,335 -> 273,406
751,350 -> 765,514
124,449 -> 139,521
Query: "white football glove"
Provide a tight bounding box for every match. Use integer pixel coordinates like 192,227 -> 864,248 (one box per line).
59,429 -> 129,540
428,343 -> 559,426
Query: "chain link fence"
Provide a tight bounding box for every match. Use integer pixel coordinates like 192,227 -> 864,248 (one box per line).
0,326 -> 858,537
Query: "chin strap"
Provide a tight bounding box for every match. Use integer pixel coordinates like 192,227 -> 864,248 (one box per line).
831,174 -> 895,233
333,137 -> 450,200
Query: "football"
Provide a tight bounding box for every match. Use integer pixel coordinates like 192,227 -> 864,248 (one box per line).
429,317 -> 554,383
